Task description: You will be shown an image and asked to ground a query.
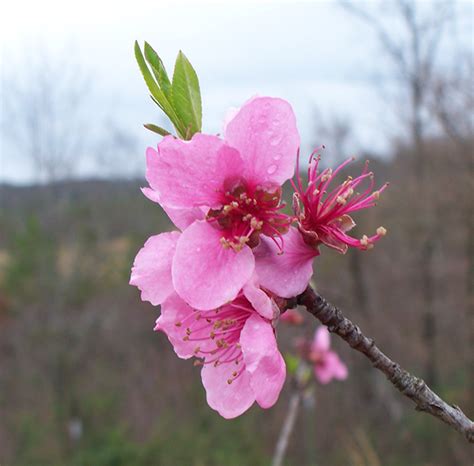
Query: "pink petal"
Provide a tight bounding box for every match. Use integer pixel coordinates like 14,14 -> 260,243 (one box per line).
129,231 -> 180,305
243,277 -> 277,320
254,227 -> 318,298
221,95 -> 260,133
314,362 -> 333,385
224,96 -> 300,185
172,221 -> 255,310
240,314 -> 286,409
154,293 -> 210,359
327,351 -> 349,380
312,326 -> 331,353
141,187 -> 205,230
146,134 -> 243,210
314,351 -> 348,384
201,362 -> 255,419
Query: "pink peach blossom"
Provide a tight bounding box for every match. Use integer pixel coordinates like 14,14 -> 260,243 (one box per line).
293,152 -> 388,254
143,96 -> 300,310
155,285 -> 286,418
302,326 -> 348,384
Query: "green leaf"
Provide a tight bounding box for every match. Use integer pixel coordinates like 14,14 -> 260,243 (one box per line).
143,123 -> 171,137
172,51 -> 202,139
284,353 -> 300,375
134,41 -> 185,137
150,95 -> 165,113
144,42 -> 172,100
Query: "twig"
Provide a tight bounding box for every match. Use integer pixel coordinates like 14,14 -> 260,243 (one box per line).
291,286 -> 474,443
272,389 -> 302,466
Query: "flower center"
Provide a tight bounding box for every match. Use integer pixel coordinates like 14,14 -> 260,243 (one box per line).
177,295 -> 254,384
207,178 -> 291,252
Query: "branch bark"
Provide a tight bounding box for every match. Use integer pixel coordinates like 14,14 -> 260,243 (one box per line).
291,286 -> 474,443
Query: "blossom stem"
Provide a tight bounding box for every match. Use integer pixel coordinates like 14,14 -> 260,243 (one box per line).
271,387 -> 302,466
292,286 -> 474,443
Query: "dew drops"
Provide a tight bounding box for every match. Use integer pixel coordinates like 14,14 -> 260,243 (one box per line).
267,164 -> 277,175
273,153 -> 282,160
270,137 -> 282,146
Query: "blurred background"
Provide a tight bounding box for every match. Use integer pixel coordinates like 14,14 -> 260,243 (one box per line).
0,0 -> 472,464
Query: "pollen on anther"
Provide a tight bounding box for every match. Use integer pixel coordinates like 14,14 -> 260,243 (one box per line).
321,169 -> 333,182
220,237 -> 230,249
377,226 -> 387,236
250,217 -> 263,230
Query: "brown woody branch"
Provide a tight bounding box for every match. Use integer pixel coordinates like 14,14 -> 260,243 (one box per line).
289,286 -> 474,443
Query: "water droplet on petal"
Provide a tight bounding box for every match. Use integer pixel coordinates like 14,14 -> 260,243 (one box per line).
273,153 -> 282,160
267,164 -> 277,175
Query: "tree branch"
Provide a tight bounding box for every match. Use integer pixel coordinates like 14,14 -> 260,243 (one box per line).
291,286 -> 474,443
271,389 -> 301,466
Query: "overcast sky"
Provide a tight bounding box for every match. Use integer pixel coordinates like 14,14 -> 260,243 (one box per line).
0,0 -> 472,183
